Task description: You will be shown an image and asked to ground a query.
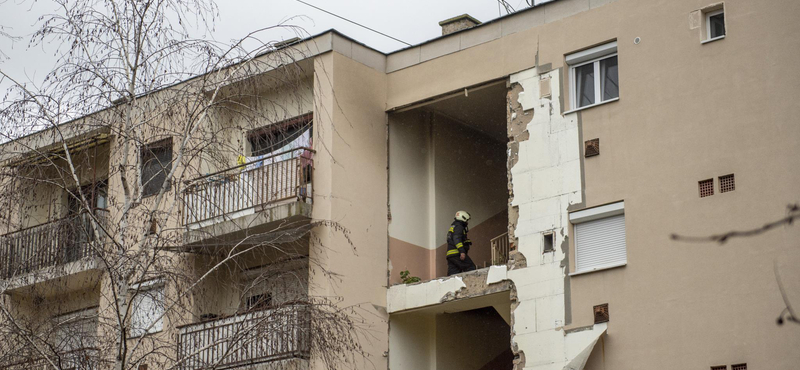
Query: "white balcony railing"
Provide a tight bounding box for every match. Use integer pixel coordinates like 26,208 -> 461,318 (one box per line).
491,232 -> 510,266
182,148 -> 313,226
177,304 -> 310,370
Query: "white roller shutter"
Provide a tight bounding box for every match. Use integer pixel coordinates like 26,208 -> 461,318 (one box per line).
575,214 -> 627,273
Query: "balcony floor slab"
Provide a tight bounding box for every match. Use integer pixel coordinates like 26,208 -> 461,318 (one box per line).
183,200 -> 312,252
387,266 -> 512,314
4,256 -> 103,294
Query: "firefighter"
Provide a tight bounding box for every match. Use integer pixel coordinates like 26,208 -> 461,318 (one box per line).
446,210 -> 477,276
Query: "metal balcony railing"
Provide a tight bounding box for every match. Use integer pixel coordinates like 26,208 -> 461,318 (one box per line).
0,347 -> 100,370
0,209 -> 109,279
177,303 -> 311,370
182,147 -> 314,226
491,232 -> 511,266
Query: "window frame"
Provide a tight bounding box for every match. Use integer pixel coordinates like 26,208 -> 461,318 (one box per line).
246,113 -> 313,157
704,9 -> 726,43
569,201 -> 627,276
129,279 -> 165,338
139,138 -> 173,198
566,42 -> 620,113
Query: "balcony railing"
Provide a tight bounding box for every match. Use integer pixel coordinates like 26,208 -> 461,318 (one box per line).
491,232 -> 510,266
0,347 -> 100,370
0,209 -> 108,279
182,147 -> 314,226
177,304 -> 310,370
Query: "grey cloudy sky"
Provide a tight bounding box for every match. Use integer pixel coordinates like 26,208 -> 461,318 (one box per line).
0,0 -> 542,91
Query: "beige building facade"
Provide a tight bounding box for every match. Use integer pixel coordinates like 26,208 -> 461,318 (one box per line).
1,0 -> 799,369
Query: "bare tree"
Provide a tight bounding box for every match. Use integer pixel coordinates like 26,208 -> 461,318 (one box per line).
496,0 -> 537,16
0,1 -> 366,369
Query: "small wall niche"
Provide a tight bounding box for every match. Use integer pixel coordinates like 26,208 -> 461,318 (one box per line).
543,232 -> 555,253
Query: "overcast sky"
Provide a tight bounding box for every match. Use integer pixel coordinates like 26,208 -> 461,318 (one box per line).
0,0 -> 543,91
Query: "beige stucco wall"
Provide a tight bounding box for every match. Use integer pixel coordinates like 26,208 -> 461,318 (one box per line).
564,0 -> 800,368
202,75 -> 314,174
389,311 -> 436,370
309,50 -> 389,370
0,142 -> 111,233
3,0 -> 800,368
388,110 -> 433,251
383,0 -> 800,369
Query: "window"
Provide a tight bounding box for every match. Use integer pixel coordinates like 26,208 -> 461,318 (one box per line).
569,201 -> 627,275
53,307 -> 98,351
67,180 -> 108,213
140,138 -> 173,197
247,114 -> 313,157
731,364 -> 747,370
130,280 -> 164,337
706,9 -> 725,41
245,293 -> 273,311
240,271 -> 274,313
567,41 -> 619,111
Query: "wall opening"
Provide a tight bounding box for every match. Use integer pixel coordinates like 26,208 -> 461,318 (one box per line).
388,82 -> 509,284
543,232 -> 555,253
389,291 -> 512,370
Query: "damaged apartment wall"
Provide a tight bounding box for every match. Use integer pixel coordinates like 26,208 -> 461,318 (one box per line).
388,110 -> 508,284
505,66 -> 603,370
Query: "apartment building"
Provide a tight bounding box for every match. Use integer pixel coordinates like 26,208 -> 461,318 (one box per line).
0,0 -> 798,369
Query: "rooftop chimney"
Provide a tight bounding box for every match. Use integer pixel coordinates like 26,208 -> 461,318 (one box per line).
438,14 -> 481,36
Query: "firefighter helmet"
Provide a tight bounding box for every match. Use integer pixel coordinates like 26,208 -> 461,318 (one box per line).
455,210 -> 471,223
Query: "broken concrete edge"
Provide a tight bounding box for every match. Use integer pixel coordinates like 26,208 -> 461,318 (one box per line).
506,75 -> 534,370
386,274 -> 466,313
486,265 -> 508,285
506,79 -> 533,274
385,267 -> 515,314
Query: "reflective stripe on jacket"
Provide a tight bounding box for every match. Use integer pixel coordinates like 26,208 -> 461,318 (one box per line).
446,220 -> 471,257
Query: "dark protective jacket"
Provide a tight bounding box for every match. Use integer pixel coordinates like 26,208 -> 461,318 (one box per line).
446,220 -> 472,257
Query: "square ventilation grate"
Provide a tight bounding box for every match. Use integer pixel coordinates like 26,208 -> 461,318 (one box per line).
720,174 -> 735,193
697,179 -> 714,198
731,364 -> 747,370
593,303 -> 609,324
699,179 -> 714,197
585,138 -> 600,157
711,366 -> 727,370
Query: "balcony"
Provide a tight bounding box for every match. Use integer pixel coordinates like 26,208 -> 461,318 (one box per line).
182,148 -> 313,248
0,347 -> 99,370
177,304 -> 310,370
490,232 -> 511,266
0,209 -> 108,281
1,307 -> 100,369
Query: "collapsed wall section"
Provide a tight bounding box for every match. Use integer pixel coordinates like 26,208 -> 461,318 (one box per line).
506,67 -> 604,370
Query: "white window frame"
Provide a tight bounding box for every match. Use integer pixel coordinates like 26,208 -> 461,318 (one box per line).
566,41 -> 619,113
129,279 -> 165,337
569,201 -> 627,276
704,9 -> 725,43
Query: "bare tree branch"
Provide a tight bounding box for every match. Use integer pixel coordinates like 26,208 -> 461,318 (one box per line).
671,203 -> 799,243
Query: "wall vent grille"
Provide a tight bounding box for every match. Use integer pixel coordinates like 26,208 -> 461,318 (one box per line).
593,303 -> 609,323
720,174 -> 735,193
711,366 -> 727,370
585,138 -> 600,157
731,364 -> 747,370
699,179 -> 714,197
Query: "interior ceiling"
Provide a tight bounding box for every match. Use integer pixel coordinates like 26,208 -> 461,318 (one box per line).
425,82 -> 508,142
